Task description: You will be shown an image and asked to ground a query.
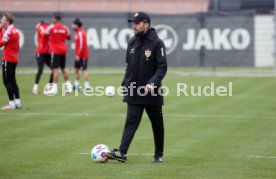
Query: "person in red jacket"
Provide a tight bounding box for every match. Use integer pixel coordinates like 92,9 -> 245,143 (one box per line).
0,12 -> 22,110
32,20 -> 53,94
71,18 -> 91,91
46,13 -> 72,94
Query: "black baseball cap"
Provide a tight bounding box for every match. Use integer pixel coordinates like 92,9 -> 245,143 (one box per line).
128,12 -> 151,24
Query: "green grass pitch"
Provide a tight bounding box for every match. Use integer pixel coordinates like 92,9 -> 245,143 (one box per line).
0,68 -> 276,178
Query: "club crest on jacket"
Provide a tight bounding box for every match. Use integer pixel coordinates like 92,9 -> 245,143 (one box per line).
145,49 -> 151,60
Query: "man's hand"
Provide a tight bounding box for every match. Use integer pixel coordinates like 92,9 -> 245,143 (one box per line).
145,84 -> 154,93
76,56 -> 80,61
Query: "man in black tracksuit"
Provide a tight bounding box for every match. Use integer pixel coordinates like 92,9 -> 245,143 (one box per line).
106,12 -> 167,163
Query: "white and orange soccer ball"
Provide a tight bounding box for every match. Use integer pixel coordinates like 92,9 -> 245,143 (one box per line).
91,144 -> 110,163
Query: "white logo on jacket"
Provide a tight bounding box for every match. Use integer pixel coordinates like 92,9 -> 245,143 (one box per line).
130,48 -> 135,54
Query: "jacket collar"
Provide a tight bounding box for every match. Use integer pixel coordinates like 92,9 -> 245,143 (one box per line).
135,28 -> 157,41
146,28 -> 157,40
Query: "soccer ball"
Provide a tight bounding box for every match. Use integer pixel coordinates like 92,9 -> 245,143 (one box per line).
105,86 -> 116,96
91,144 -> 110,163
43,83 -> 57,96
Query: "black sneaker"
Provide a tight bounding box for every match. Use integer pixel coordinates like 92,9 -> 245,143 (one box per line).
152,156 -> 163,163
106,149 -> 127,163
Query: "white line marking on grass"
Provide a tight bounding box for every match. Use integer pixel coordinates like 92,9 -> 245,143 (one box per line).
80,152 -> 90,155
9,69 -> 276,77
79,152 -> 158,156
169,71 -> 276,77
0,112 -> 125,117
168,114 -> 276,120
0,112 -> 275,120
247,155 -> 276,159
128,153 -> 154,156
15,70 -> 124,75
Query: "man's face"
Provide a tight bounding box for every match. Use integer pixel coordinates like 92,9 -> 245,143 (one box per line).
1,16 -> 9,29
132,21 -> 149,35
71,24 -> 78,31
52,17 -> 59,24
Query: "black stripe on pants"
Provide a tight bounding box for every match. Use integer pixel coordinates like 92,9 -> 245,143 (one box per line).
2,61 -> 20,101
119,103 -> 164,157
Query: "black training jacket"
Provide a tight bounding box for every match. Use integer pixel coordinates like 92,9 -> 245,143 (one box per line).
122,28 -> 168,105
